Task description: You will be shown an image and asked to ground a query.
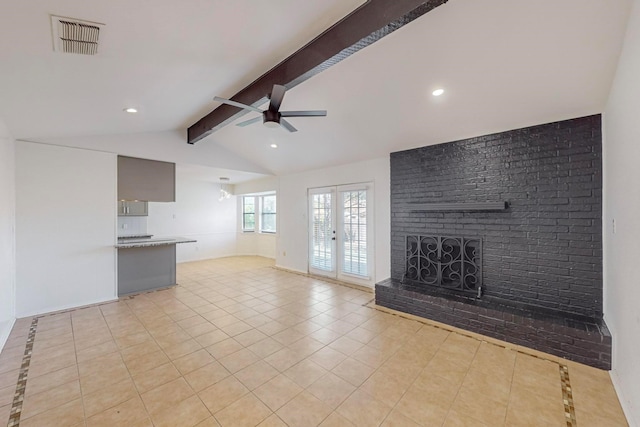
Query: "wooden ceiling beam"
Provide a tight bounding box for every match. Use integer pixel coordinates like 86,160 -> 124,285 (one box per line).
187,0 -> 448,144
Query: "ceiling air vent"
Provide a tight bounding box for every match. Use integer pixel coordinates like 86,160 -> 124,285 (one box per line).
51,15 -> 104,55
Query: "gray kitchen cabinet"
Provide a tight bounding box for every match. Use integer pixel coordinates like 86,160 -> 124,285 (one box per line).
118,200 -> 148,216
118,156 -> 175,202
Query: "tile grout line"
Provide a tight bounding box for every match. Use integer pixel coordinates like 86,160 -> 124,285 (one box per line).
367,299 -> 575,426
3,260 -> 584,426
363,296 -> 429,426
7,317 -> 38,427
270,266 -> 374,294
432,333 -> 484,426
70,311 -> 88,425
123,288 -> 213,424
366,300 -> 569,367
501,352 -> 518,427
362,296 -> 475,426
118,293 -> 167,416
560,364 -> 577,427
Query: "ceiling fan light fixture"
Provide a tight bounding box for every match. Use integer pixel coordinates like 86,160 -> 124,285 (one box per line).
215,84 -> 325,133
263,121 -> 280,129
219,183 -> 233,201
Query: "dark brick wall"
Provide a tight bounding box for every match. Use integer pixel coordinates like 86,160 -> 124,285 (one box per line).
390,115 -> 603,318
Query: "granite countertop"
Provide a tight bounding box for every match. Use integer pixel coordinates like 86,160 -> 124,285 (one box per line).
115,236 -> 197,249
117,234 -> 154,239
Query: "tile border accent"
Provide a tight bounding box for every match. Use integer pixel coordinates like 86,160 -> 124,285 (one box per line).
7,317 -> 38,427
375,278 -> 611,370
367,300 -> 581,425
2,292 -> 160,426
367,300 -> 579,366
2,266 -> 581,427
560,364 -> 577,426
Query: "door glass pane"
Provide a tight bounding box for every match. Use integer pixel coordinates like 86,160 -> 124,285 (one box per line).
310,192 -> 333,271
342,190 -> 367,277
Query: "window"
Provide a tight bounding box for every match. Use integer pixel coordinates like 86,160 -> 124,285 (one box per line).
242,196 -> 255,231
241,193 -> 277,233
260,195 -> 277,233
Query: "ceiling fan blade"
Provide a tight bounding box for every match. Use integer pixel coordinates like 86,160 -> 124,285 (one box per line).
268,84 -> 286,112
280,110 -> 327,117
213,96 -> 262,113
280,119 -> 298,133
236,116 -> 263,127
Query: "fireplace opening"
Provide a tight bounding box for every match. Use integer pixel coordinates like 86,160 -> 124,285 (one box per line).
404,235 -> 482,296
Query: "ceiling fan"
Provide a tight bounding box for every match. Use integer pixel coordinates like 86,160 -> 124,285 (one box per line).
213,84 -> 327,133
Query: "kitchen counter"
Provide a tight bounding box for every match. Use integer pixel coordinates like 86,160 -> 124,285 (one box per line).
115,236 -> 197,249
116,236 -> 196,296
117,234 -> 154,239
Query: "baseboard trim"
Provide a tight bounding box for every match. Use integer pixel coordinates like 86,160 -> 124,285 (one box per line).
236,253 -> 276,259
274,265 -> 307,275
16,296 -> 119,319
177,254 -> 276,265
273,265 -> 374,294
0,317 -> 16,352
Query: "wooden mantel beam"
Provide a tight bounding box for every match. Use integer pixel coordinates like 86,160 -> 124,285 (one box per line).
187,0 -> 448,144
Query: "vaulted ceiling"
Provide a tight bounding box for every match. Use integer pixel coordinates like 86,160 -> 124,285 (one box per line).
0,0 -> 633,179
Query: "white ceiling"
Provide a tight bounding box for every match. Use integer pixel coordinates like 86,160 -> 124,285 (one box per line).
0,0 -> 633,177
176,162 -> 265,186
0,0 -> 363,139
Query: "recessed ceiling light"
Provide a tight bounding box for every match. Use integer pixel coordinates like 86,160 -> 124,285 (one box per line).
124,107 -> 138,113
432,89 -> 444,97
270,143 -> 278,149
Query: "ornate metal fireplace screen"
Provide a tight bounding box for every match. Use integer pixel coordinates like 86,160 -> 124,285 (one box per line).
405,235 -> 482,293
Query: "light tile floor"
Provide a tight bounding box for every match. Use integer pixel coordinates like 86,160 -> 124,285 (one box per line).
0,256 -> 629,426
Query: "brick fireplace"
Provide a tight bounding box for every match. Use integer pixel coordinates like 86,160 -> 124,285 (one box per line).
376,114 -> 611,369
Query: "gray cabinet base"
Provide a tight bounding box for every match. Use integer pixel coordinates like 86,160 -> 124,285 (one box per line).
118,245 -> 176,296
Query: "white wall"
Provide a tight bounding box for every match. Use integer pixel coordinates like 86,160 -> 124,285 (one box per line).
44,130 -> 269,175
276,157 -> 390,284
603,0 -> 640,424
16,142 -> 117,317
237,231 -> 277,259
234,176 -> 279,195
0,120 -> 16,349
147,168 -> 238,263
117,216 -> 149,237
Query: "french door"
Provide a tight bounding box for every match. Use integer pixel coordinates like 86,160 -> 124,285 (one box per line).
308,183 -> 373,286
